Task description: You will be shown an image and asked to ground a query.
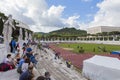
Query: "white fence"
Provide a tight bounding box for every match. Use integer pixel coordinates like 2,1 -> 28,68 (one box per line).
40,40 -> 120,45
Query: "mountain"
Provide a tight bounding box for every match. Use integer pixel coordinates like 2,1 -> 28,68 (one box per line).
48,27 -> 87,37
33,27 -> 87,39
35,32 -> 47,35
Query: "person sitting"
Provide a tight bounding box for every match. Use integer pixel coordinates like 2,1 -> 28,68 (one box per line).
54,52 -> 60,60
19,65 -> 34,80
21,58 -> 30,72
14,53 -> 21,64
23,42 -> 27,47
36,76 -> 45,80
26,51 -> 33,59
30,53 -> 38,67
17,55 -> 27,74
66,60 -> 71,68
22,47 -> 26,57
44,71 -> 51,80
26,44 -> 32,53
26,44 -> 33,58
3,54 -> 15,65
0,54 -> 15,71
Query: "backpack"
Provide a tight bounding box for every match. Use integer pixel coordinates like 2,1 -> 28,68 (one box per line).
17,67 -> 22,74
0,63 -> 14,72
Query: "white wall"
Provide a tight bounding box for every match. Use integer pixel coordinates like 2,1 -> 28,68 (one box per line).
40,40 -> 120,45
87,26 -> 120,34
0,44 -> 7,63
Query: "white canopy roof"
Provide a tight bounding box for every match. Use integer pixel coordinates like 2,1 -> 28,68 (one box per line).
85,55 -> 120,70
82,55 -> 120,80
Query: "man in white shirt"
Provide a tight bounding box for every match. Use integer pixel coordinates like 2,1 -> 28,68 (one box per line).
3,54 -> 12,64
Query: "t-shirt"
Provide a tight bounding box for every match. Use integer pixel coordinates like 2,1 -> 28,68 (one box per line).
11,40 -> 16,47
22,63 -> 28,72
26,47 -> 32,53
3,58 -> 11,64
18,59 -> 24,68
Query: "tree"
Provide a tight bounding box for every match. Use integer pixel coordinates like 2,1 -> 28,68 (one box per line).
0,18 -> 4,35
33,33 -> 42,40
0,12 -> 7,20
101,32 -> 108,36
109,31 -> 120,35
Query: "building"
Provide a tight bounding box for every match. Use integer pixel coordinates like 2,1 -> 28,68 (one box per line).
16,20 -> 31,30
87,26 -> 120,34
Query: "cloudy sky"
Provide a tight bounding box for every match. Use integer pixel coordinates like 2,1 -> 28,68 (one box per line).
0,0 -> 120,32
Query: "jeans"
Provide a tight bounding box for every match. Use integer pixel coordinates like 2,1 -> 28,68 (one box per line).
12,46 -> 16,53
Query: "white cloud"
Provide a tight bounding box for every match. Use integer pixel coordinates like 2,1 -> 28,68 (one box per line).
64,15 -> 80,28
77,0 -> 120,31
89,0 -> 120,28
3,0 -> 120,33
47,5 -> 64,17
40,5 -> 65,27
0,0 -> 81,32
0,0 -> 48,25
81,0 -> 92,2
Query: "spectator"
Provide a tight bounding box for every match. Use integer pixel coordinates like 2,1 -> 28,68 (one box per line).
3,54 -> 13,65
16,43 -> 19,49
26,44 -> 32,53
11,39 -> 16,53
36,76 -> 45,80
30,53 -> 38,67
22,43 -> 27,57
66,60 -> 71,68
44,72 -> 51,80
19,65 -> 34,80
23,42 -> 27,47
54,52 -> 60,60
27,39 -> 31,45
26,44 -> 33,58
21,58 -> 30,72
14,53 -> 21,64
17,55 -> 27,74
0,54 -> 15,71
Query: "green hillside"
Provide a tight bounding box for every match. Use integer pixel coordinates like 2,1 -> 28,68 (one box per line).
49,27 -> 87,37
34,27 -> 87,39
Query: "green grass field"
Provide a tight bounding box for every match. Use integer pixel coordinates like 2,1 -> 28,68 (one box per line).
58,43 -> 120,54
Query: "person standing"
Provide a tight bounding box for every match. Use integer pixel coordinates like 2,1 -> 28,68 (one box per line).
11,39 -> 16,53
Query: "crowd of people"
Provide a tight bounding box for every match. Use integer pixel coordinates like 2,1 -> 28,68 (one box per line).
0,39 -> 52,80
0,41 -> 74,80
17,42 -> 52,80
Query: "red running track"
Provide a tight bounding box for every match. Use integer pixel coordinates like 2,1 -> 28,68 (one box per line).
49,44 -> 120,69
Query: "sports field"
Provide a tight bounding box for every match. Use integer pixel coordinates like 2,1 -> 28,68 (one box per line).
58,43 -> 120,54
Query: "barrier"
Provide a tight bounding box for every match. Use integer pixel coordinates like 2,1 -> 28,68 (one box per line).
0,44 -> 7,63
